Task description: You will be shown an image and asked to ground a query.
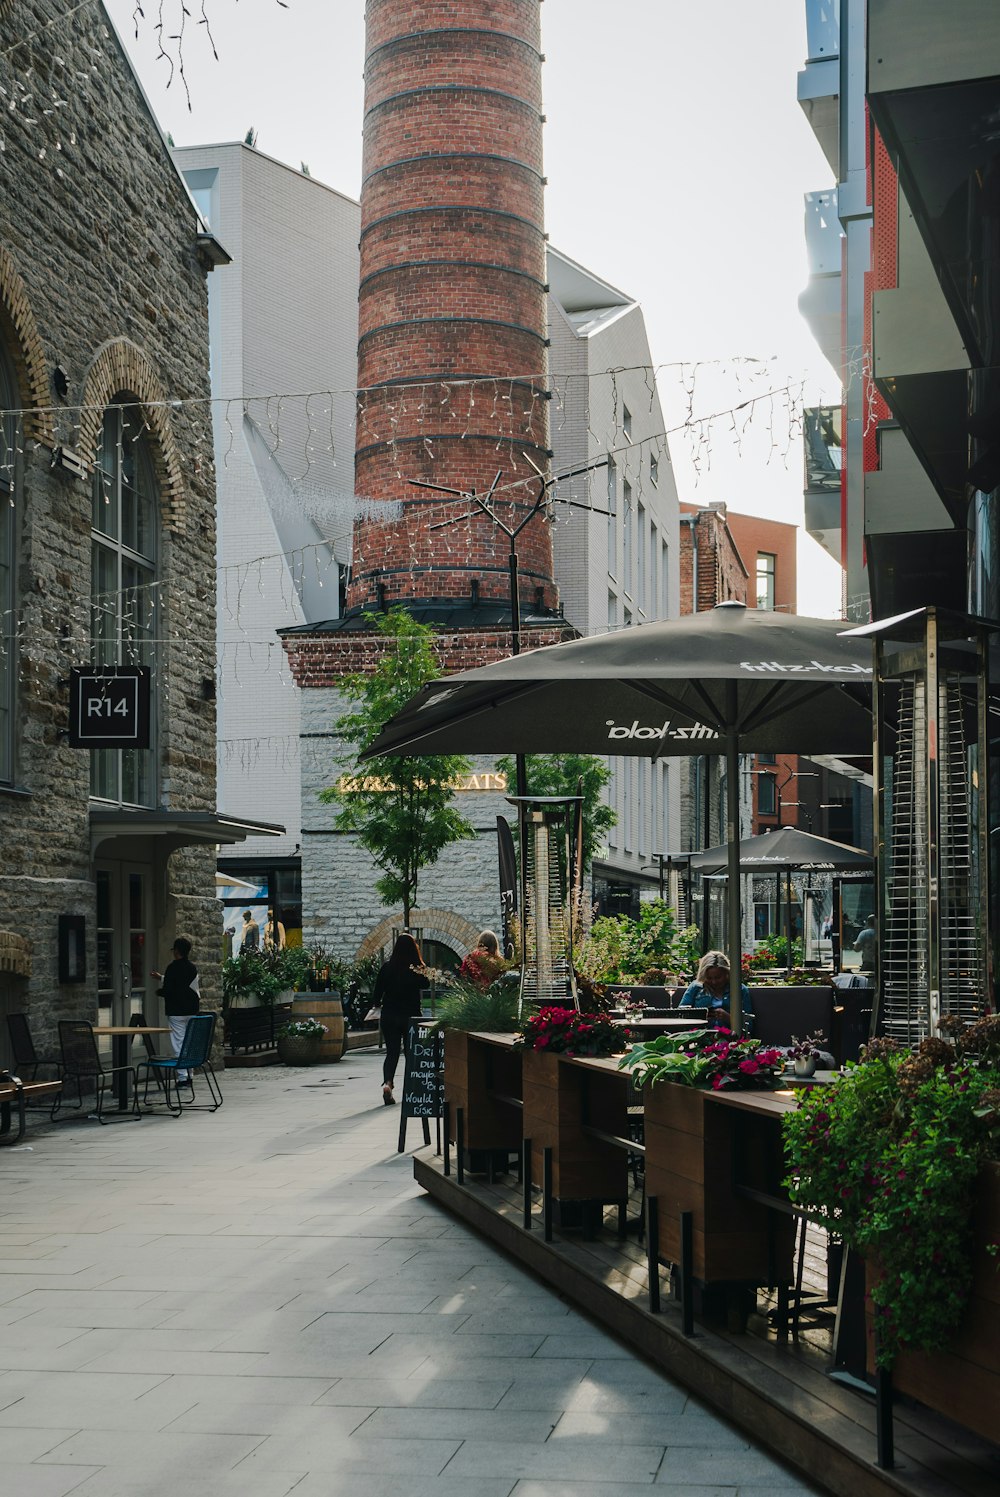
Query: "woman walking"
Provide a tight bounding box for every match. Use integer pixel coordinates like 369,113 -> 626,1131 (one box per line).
371,932 -> 426,1105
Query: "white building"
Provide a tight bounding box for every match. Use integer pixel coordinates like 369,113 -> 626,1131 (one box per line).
176,144 -> 680,956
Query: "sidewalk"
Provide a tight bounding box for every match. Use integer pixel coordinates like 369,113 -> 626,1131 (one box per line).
0,1052 -> 817,1497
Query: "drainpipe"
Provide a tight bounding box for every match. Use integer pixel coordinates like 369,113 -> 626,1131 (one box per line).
683,513 -> 711,945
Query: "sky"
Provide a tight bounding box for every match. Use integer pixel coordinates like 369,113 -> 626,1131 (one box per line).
104,0 -> 843,614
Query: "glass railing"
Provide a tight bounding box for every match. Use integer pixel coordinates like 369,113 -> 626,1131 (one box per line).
804,190 -> 843,276
804,0 -> 839,62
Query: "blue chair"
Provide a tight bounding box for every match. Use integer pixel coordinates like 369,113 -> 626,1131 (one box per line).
137,1013 -> 222,1116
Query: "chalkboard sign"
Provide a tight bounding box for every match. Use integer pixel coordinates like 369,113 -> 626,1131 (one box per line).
397,1025 -> 443,1153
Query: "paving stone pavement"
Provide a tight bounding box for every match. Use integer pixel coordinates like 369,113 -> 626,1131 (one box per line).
0,1053 -> 821,1496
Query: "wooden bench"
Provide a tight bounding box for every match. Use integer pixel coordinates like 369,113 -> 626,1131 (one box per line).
0,1078 -> 62,1145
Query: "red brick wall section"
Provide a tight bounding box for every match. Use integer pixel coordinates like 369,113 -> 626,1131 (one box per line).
678,507 -> 749,614
724,510 -> 797,613
283,624 -> 572,690
351,0 -> 557,617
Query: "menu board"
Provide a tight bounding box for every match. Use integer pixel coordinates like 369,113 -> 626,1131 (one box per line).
397,1026 -> 443,1153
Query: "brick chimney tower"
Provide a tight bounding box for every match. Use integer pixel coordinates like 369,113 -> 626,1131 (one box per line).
347,0 -> 561,630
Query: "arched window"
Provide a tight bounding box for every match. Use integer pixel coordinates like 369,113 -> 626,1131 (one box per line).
0,343 -> 17,786
90,400 -> 158,806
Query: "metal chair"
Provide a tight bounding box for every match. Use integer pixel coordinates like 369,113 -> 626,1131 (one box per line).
51,1021 -> 140,1123
137,1012 -> 222,1116
6,1013 -> 60,1081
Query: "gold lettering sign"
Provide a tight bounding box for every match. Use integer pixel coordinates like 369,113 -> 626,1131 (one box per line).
334,771 -> 508,795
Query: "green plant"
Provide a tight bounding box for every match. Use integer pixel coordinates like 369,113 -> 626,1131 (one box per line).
431,977 -> 520,1034
319,608 -> 476,924
783,1026 -> 1000,1366
619,1027 -> 786,1091
222,949 -> 289,1008
517,1006 -> 629,1058
577,901 -> 700,984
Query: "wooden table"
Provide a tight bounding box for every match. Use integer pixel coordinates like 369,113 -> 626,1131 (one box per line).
615,1017 -> 708,1034
92,1025 -> 170,1111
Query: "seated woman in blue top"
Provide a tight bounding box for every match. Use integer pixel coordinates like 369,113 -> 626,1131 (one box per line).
679,950 -> 752,1030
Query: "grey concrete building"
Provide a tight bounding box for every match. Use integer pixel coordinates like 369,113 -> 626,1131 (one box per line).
0,3 -> 244,1062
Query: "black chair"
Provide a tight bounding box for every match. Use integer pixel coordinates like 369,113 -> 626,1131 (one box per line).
6,1013 -> 60,1081
51,1021 -> 140,1123
137,1012 -> 222,1116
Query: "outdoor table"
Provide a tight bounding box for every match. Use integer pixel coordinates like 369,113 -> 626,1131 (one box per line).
613,1016 -> 706,1036
92,1026 -> 170,1111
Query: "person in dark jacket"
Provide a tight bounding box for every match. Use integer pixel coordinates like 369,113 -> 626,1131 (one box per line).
371,932 -> 426,1105
151,938 -> 200,1082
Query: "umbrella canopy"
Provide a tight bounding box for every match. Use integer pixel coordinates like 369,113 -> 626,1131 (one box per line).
687,825 -> 872,874
362,602 -> 875,1030
364,602 -> 874,761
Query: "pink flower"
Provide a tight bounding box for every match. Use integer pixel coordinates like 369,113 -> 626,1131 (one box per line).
738,1059 -> 760,1075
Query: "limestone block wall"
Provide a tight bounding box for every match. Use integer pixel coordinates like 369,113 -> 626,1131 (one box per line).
0,3 -> 219,1055
299,685 -> 508,962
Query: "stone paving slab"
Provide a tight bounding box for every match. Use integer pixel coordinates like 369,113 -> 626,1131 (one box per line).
0,1055 -> 819,1495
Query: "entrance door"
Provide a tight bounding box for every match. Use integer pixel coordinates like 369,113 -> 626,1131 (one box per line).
95,862 -> 154,1042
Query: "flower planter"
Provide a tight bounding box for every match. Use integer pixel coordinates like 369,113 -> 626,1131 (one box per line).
291,996 -> 345,1062
643,1081 -> 794,1288
276,1034 -> 322,1066
444,1032 -> 522,1157
866,1160 -> 1000,1446
520,1048 -> 629,1229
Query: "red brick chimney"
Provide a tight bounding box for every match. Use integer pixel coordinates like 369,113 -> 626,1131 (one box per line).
350,0 -> 559,619
283,0 -> 567,685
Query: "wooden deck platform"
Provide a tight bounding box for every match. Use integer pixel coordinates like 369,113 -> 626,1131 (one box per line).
414,1153 -> 1000,1497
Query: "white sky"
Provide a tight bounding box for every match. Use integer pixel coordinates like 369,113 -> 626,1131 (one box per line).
104,0 -> 843,614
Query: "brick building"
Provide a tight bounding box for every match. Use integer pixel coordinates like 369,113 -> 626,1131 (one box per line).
0,3 -> 255,1063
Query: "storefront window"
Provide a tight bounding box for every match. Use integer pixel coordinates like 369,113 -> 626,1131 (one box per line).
90,402 -> 157,806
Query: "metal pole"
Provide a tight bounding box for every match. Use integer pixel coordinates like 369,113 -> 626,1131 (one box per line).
725,690 -> 743,1037
510,538 -> 528,800
926,609 -> 941,1034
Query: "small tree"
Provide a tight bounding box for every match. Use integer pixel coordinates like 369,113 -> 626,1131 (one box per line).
495,753 -> 617,875
319,609 -> 475,926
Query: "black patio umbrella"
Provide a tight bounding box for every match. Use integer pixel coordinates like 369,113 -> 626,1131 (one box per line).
688,825 -> 872,972
687,825 -> 872,874
362,602 -> 875,1030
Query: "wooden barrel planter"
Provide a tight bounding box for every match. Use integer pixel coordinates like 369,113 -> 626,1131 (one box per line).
291,995 -> 346,1062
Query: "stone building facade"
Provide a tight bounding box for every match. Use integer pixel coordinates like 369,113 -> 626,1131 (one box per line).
0,3 -> 235,1062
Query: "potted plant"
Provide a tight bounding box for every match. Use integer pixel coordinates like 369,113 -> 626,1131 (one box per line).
517,1006 -> 630,1059
783,1018 -> 1000,1438
786,1031 -> 827,1078
276,1016 -> 328,1066
434,976 -> 522,1159
619,1028 -> 791,1295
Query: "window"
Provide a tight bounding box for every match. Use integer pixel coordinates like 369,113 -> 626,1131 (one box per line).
650,452 -> 659,486
637,504 -> 647,614
661,539 -> 669,617
182,167 -> 219,228
91,401 -> 158,807
758,773 -> 777,817
607,590 -> 618,632
623,405 -> 632,439
0,345 -> 17,785
756,552 -> 776,611
606,459 -> 617,577
623,481 -> 633,595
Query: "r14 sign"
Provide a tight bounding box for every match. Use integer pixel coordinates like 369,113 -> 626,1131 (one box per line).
68,667 -> 151,749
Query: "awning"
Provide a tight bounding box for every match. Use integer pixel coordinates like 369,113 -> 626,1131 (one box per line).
90,809 -> 284,859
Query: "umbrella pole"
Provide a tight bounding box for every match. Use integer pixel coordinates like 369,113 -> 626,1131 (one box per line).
725,697 -> 743,1038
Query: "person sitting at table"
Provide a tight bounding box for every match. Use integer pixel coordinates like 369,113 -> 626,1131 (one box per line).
151,938 -> 200,1083
678,950 -> 752,1030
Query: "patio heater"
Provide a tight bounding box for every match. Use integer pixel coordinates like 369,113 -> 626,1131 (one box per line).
510,795 -> 580,1017
851,607 -> 992,1041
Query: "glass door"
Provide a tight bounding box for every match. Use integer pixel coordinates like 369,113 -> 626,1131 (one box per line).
95,862 -> 153,1052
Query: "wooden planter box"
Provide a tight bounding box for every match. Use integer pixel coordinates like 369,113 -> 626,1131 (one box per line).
643,1082 -> 794,1286
443,1032 -> 522,1155
866,1160 -> 1000,1446
520,1049 -> 629,1215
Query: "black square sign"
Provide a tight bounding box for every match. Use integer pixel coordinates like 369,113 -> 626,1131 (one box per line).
68,667 -> 151,749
